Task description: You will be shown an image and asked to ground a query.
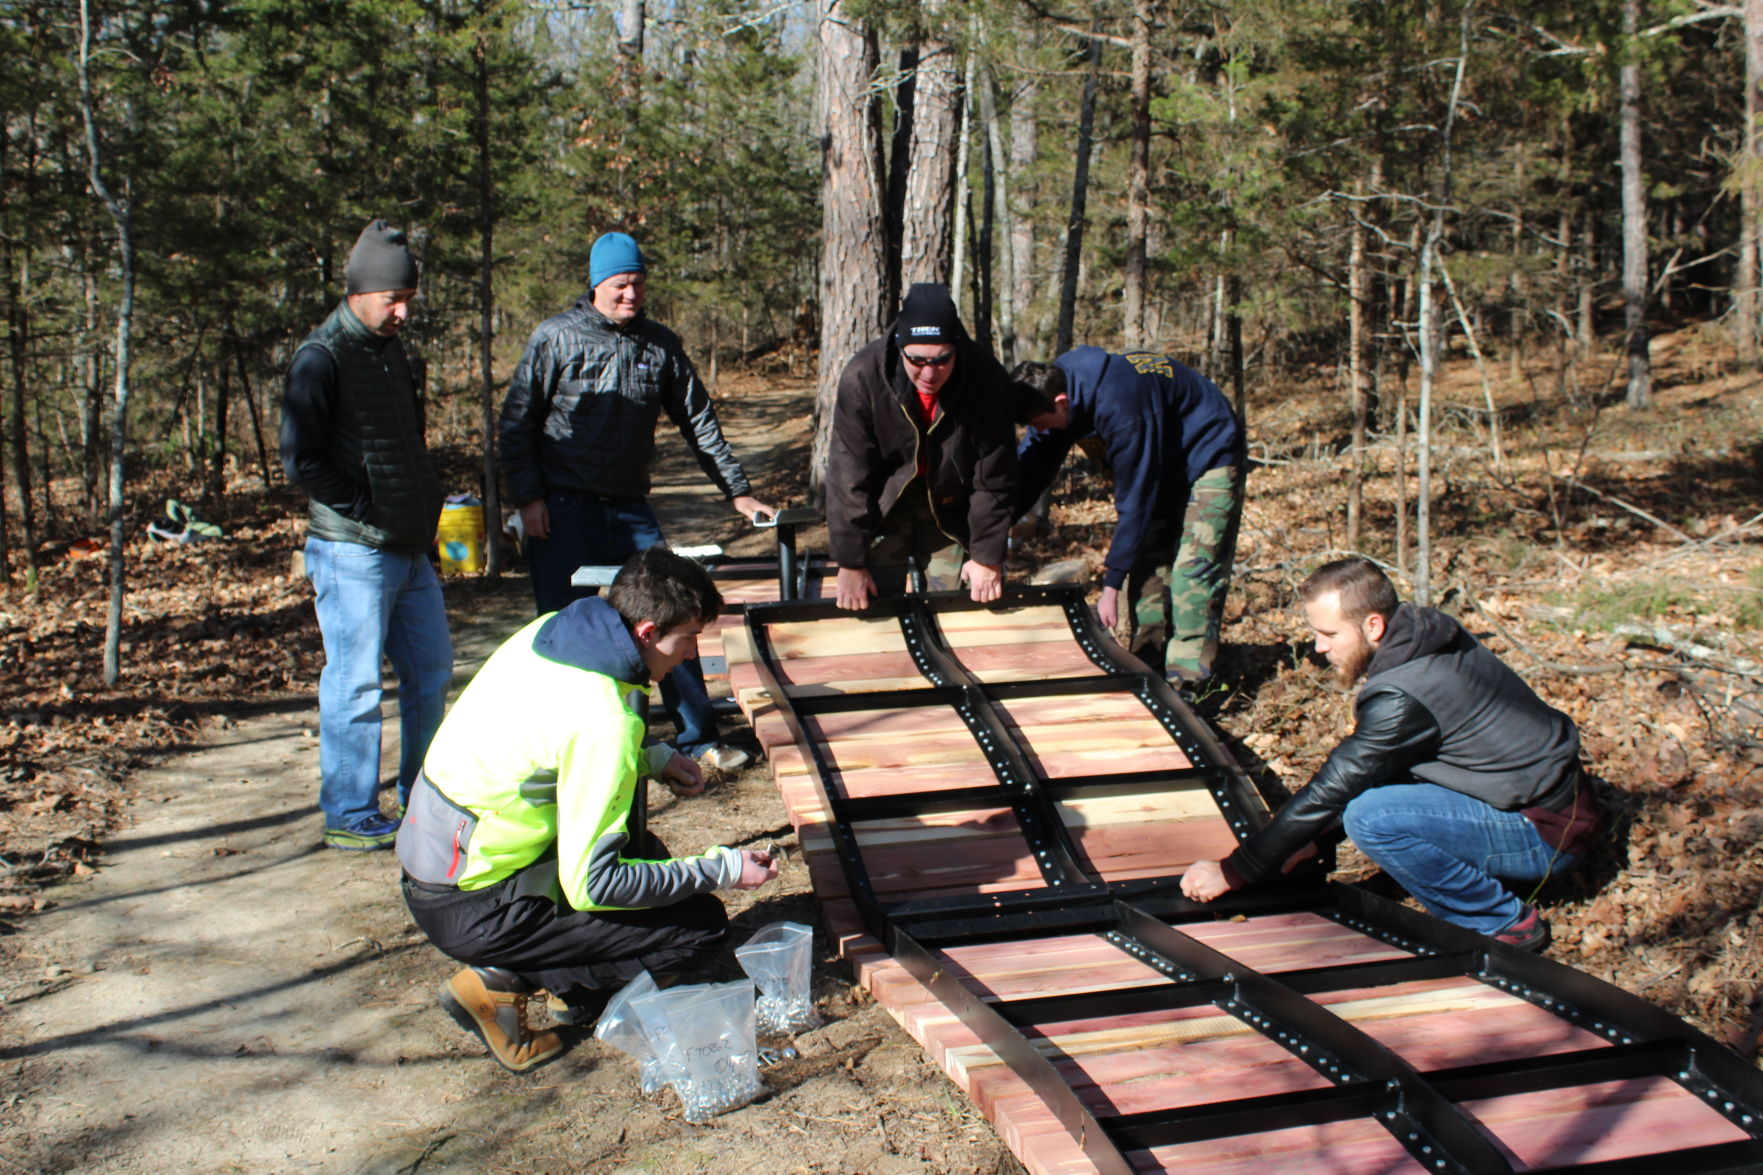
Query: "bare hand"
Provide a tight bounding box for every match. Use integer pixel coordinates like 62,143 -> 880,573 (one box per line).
1180,859 -> 1231,902
734,849 -> 779,890
519,499 -> 550,542
732,494 -> 777,524
835,566 -> 876,610
1097,585 -> 1120,631
962,561 -> 1003,603
661,752 -> 705,798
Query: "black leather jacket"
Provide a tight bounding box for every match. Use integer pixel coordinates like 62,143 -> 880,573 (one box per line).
1222,606 -> 1585,886
497,295 -> 751,505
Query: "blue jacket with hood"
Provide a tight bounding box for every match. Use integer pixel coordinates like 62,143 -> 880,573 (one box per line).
1016,348 -> 1241,589
395,597 -> 741,909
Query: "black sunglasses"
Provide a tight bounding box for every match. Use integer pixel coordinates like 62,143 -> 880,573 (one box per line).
902,349 -> 956,368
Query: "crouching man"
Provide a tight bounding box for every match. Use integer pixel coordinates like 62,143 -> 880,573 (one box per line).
1181,558 -> 1600,951
396,546 -> 777,1072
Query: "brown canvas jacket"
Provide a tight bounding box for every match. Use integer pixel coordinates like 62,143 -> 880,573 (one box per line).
824,333 -> 1017,570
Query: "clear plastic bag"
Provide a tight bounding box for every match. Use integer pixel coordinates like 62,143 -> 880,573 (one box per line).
592,971 -> 668,1093
633,980 -> 763,1123
735,921 -> 821,1036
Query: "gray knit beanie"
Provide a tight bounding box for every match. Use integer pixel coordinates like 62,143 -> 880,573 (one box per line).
345,219 -> 419,295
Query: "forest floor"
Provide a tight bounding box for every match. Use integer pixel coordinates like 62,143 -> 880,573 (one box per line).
0,328 -> 1759,1172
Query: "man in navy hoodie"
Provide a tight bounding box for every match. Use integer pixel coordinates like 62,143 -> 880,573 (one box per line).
1013,348 -> 1242,685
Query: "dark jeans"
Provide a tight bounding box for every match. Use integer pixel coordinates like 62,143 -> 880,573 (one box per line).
524,490 -> 718,756
1342,782 -> 1578,935
402,854 -> 729,1006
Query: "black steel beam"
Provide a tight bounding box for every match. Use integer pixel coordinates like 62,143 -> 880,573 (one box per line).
886,924 -> 1139,1175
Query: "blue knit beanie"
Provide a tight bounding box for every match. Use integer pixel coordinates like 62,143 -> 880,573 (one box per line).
590,232 -> 647,290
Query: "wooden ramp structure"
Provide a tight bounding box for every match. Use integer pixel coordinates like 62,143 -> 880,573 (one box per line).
712,586 -> 1763,1175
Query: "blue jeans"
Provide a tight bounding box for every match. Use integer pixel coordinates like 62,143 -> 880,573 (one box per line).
1342,782 -> 1576,935
305,537 -> 454,828
524,492 -> 718,756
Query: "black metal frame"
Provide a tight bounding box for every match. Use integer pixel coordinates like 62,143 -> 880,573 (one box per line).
744,586 -> 1763,1174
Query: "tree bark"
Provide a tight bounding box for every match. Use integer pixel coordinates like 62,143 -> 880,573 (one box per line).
884,46 -> 917,313
1347,182 -> 1368,550
80,0 -> 136,685
617,0 -> 645,107
810,0 -> 888,495
899,19 -> 961,289
1055,23 -> 1101,357
1740,0 -> 1763,365
475,4 -> 503,574
1620,0 -> 1652,408
981,67 -> 1016,363
210,339 -> 230,499
1414,0 -> 1475,607
1008,69 -> 1038,357
1122,0 -> 1153,349
5,263 -> 37,589
950,53 -> 976,313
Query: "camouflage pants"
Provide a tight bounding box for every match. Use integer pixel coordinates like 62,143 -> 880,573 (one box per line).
1126,464 -> 1242,684
869,483 -> 965,594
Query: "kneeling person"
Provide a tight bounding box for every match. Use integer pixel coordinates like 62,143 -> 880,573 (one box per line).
1181,558 -> 1599,950
397,546 -> 777,1072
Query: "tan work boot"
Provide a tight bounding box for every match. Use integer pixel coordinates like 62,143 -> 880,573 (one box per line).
440,967 -> 563,1073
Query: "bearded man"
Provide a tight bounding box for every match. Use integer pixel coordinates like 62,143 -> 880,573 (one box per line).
1181,558 -> 1599,951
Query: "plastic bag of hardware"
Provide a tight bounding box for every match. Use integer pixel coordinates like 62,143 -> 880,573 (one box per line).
735,921 -> 821,1035
633,980 -> 763,1123
592,970 -> 669,1093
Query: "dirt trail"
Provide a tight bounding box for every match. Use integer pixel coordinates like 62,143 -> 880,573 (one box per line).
0,381 -> 1018,1175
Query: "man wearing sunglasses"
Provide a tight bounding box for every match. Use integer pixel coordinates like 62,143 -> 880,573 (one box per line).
825,282 -> 1018,609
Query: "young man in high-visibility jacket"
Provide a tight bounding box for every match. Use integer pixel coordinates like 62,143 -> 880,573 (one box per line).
396,546 -> 777,1072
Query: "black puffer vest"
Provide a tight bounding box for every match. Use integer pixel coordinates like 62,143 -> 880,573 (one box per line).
296,303 -> 443,552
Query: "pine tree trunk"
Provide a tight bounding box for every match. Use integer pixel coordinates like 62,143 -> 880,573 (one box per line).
884,46 -> 917,313
617,0 -> 645,107
810,0 -> 887,495
1347,183 -> 1368,551
981,67 -> 1016,364
950,54 -> 976,314
81,249 -> 102,521
1122,0 -> 1153,349
1620,0 -> 1652,408
899,19 -> 961,289
475,7 -> 503,574
1055,23 -> 1101,356
1008,70 -> 1038,355
80,0 -> 136,685
1740,0 -> 1763,365
210,340 -> 230,499
5,277 -> 38,589
230,332 -> 271,485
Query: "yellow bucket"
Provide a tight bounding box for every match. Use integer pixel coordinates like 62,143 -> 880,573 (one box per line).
436,504 -> 486,574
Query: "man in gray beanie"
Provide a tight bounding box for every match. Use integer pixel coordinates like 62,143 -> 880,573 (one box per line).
498,231 -> 773,773
281,218 -> 453,850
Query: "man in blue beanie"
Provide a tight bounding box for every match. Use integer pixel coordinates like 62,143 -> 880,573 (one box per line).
499,232 -> 774,772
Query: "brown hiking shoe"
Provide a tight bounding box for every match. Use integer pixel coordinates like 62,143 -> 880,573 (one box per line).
440,967 -> 563,1073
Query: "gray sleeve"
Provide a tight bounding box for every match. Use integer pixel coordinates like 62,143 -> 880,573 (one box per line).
583,831 -> 742,909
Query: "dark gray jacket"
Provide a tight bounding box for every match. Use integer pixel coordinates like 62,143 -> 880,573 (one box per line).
1223,605 -> 1589,886
497,295 -> 751,506
280,302 -> 443,553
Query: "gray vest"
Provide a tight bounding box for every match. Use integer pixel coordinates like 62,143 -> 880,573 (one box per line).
296,303 -> 443,552
1363,629 -> 1580,809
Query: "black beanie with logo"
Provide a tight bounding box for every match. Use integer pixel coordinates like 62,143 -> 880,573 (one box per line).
893,282 -> 964,347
